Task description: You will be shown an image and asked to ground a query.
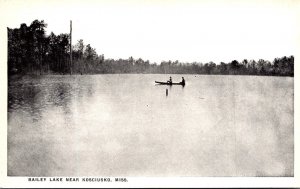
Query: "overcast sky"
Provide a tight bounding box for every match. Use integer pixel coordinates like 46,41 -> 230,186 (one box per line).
2,0 -> 299,63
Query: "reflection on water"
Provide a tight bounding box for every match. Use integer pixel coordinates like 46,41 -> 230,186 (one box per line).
8,74 -> 294,176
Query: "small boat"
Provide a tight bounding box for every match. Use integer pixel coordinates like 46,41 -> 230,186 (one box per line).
155,81 -> 185,86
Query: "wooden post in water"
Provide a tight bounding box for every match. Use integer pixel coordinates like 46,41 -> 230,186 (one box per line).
70,20 -> 72,75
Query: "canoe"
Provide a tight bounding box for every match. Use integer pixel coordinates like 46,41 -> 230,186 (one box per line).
155,81 -> 185,86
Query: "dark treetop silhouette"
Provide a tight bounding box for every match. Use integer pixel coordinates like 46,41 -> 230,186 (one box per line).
8,20 -> 294,77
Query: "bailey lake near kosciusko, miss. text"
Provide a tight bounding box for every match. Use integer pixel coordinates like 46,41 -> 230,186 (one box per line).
7,74 -> 293,176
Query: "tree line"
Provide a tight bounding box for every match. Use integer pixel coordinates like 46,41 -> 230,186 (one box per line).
8,20 -> 294,77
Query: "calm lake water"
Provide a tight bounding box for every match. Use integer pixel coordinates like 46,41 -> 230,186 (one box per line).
8,74 -> 294,176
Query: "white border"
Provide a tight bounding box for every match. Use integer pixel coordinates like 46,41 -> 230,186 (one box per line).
0,0 -> 299,188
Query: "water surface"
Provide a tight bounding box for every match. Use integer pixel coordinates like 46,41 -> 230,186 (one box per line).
8,74 -> 294,176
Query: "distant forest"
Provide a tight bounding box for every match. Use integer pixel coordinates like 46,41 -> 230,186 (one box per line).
8,20 -> 294,77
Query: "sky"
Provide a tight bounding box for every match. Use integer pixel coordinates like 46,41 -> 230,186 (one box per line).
1,0 -> 299,63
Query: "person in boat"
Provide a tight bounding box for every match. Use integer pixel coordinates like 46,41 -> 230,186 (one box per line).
167,76 -> 172,84
181,77 -> 185,85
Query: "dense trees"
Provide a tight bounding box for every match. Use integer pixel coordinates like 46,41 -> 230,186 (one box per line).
8,20 -> 71,75
8,20 -> 294,77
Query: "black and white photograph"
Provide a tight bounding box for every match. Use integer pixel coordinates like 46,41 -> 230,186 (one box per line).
0,0 -> 299,187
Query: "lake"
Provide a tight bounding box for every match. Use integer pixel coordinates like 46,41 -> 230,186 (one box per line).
7,74 -> 294,176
